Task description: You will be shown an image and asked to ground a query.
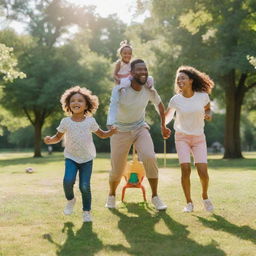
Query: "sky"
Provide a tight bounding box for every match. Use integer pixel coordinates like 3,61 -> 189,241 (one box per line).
67,0 -> 149,24
1,0 -> 149,34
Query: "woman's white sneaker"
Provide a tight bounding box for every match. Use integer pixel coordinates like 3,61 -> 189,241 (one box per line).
203,199 -> 214,212
83,211 -> 92,222
183,202 -> 194,212
64,198 -> 76,215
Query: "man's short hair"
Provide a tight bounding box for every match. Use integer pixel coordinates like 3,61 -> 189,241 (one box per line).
130,59 -> 145,71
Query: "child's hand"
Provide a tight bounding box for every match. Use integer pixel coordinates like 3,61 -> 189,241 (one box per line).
44,136 -> 52,144
114,78 -> 120,84
110,126 -> 117,135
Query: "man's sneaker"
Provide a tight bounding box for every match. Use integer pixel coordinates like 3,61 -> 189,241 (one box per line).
203,199 -> 214,212
63,198 -> 76,215
105,195 -> 116,208
183,202 -> 194,213
151,196 -> 167,211
83,211 -> 92,222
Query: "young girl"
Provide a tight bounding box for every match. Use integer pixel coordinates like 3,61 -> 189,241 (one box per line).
165,66 -> 214,213
113,40 -> 153,89
113,40 -> 133,85
44,86 -> 116,222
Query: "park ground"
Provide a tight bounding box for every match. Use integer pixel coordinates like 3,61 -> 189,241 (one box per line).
0,152 -> 255,256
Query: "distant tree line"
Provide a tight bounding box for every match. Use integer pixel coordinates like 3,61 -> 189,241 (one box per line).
0,0 -> 256,157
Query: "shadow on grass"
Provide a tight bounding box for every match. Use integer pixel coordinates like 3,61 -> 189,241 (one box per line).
197,214 -> 256,244
108,203 -> 225,256
43,221 -> 103,256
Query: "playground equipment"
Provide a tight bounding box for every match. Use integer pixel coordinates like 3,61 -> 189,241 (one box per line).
121,145 -> 146,202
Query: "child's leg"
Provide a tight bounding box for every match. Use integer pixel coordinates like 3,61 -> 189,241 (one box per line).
78,160 -> 93,211
63,159 -> 78,200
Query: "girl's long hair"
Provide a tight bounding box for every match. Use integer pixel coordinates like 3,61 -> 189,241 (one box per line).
175,66 -> 214,94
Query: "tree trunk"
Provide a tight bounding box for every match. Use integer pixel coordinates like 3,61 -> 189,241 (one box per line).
33,113 -> 44,158
223,72 -> 245,158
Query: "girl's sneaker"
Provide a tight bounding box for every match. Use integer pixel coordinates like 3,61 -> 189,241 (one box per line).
64,198 -> 76,215
203,199 -> 214,212
183,202 -> 194,212
83,211 -> 92,222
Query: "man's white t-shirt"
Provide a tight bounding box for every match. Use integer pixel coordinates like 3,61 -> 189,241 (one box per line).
168,92 -> 210,135
107,84 -> 161,131
57,116 -> 99,163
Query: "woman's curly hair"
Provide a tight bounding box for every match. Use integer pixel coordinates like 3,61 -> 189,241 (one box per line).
60,86 -> 99,115
175,66 -> 214,94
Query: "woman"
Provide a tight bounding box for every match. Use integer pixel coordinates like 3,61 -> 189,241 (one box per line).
165,66 -> 214,212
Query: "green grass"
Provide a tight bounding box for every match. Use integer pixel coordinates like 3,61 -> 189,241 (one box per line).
0,152 -> 256,256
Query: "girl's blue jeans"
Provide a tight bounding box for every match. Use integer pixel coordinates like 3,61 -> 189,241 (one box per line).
63,158 -> 93,211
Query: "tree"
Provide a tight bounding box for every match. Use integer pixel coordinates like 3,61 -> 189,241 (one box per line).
145,0 -> 256,158
0,0 -> 112,157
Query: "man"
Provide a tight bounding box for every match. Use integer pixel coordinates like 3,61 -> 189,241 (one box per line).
106,59 -> 171,210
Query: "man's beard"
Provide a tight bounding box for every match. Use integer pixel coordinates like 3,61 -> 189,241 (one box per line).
133,76 -> 147,85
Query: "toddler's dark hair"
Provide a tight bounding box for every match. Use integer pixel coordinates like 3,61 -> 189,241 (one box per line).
117,40 -> 132,54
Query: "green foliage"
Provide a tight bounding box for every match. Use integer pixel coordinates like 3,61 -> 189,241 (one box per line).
8,125 -> 34,148
241,111 -> 256,150
150,0 -> 256,85
248,55 -> 256,68
0,43 -> 25,81
204,113 -> 225,146
0,106 -> 29,135
86,14 -> 127,61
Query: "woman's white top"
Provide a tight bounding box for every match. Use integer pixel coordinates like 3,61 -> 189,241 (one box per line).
57,116 -> 99,163
168,92 -> 210,135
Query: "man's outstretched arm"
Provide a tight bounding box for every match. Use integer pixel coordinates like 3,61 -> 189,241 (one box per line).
106,86 -> 120,127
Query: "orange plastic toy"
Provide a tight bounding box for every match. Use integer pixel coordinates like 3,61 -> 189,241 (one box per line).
121,145 -> 146,202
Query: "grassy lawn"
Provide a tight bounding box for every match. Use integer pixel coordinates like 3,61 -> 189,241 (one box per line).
0,151 -> 255,256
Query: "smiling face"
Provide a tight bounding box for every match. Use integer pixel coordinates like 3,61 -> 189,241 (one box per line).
69,93 -> 87,114
131,62 -> 148,85
176,72 -> 193,91
120,46 -> 132,63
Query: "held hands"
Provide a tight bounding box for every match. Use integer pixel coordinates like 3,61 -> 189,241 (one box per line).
109,126 -> 118,135
161,125 -> 171,139
106,125 -> 117,137
44,136 -> 52,144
